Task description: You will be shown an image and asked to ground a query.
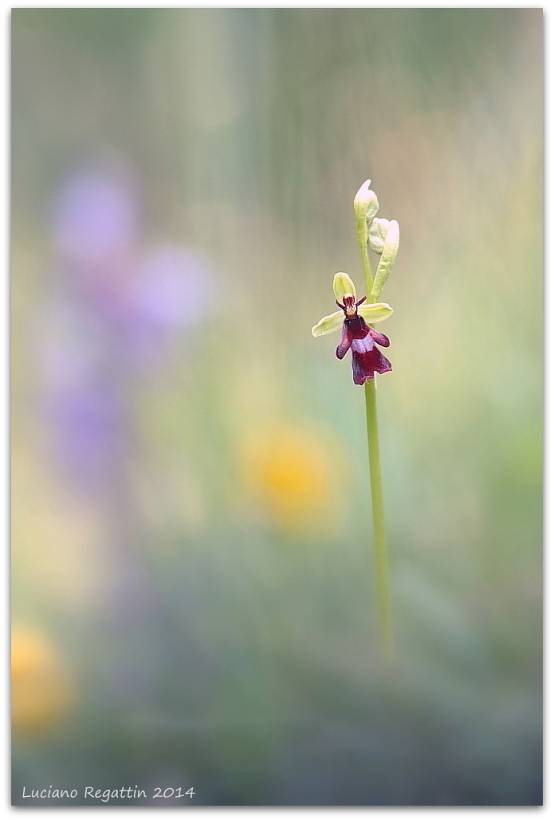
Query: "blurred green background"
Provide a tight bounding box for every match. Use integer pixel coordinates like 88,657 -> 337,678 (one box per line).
11,8 -> 542,806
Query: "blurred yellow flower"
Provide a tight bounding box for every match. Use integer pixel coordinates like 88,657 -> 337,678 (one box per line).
11,625 -> 76,738
240,426 -> 347,537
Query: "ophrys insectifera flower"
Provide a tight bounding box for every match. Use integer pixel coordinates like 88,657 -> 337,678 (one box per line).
312,272 -> 393,384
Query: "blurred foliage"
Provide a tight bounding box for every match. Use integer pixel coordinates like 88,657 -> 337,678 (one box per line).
11,8 -> 542,806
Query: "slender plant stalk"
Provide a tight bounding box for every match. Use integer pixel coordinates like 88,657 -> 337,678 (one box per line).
364,379 -> 393,661
358,237 -> 394,663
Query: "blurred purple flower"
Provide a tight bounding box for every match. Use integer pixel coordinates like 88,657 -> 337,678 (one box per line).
53,168 -> 139,272
46,378 -> 123,493
39,299 -> 123,492
41,163 -> 213,491
123,245 -> 212,367
134,245 -> 211,329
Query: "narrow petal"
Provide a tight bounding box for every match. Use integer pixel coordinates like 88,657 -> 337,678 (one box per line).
357,302 -> 393,324
311,310 -> 344,337
335,324 -> 352,359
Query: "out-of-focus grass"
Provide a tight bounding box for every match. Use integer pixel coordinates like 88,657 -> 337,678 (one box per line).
11,8 -> 542,806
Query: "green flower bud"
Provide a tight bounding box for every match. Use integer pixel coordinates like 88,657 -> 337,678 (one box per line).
368,218 -> 391,254
354,180 -> 379,247
370,220 -> 400,301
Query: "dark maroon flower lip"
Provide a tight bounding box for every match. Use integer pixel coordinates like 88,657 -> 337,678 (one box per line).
351,344 -> 392,384
335,304 -> 391,384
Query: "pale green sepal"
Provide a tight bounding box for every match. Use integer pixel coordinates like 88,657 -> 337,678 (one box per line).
354,180 -> 379,247
368,218 -> 391,254
358,302 -> 394,324
333,271 -> 356,302
370,220 -> 399,301
311,310 -> 344,337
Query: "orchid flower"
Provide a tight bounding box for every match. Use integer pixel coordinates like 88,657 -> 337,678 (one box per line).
312,272 -> 393,385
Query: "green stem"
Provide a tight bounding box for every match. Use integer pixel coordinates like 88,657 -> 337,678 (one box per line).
364,378 -> 393,662
358,232 -> 393,663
